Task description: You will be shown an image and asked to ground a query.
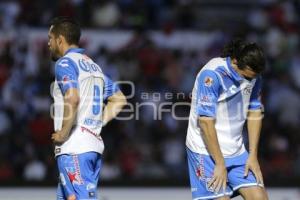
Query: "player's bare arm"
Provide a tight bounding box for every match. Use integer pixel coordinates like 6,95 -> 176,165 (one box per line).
244,109 -> 264,185
102,91 -> 127,126
52,88 -> 79,144
199,116 -> 227,193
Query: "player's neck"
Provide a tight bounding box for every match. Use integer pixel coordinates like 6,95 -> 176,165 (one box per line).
231,62 -> 256,80
61,44 -> 79,56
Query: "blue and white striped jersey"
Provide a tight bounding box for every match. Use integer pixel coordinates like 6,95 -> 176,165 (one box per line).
186,57 -> 262,157
52,48 -> 119,156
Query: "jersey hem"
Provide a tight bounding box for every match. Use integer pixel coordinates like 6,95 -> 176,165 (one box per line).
185,143 -> 246,158
233,183 -> 264,191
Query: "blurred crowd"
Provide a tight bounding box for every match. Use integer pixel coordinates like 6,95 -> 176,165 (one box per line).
0,0 -> 300,186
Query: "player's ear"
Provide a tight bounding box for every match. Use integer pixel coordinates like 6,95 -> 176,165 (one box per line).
57,35 -> 64,45
232,58 -> 238,65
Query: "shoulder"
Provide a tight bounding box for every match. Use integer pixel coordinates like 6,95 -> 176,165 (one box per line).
198,58 -> 225,81
200,58 -> 228,77
201,57 -> 230,83
195,58 -> 230,90
55,54 -> 77,67
256,75 -> 262,82
253,75 -> 262,87
55,55 -> 79,75
203,57 -> 227,70
65,52 -> 83,60
195,69 -> 221,90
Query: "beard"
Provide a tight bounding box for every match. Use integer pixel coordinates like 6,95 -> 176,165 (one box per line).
50,51 -> 60,62
49,47 -> 61,62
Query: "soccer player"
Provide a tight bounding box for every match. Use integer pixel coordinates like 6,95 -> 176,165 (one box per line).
48,17 -> 127,200
186,40 -> 269,200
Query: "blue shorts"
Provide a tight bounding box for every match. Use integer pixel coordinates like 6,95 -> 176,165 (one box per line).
56,152 -> 102,200
187,147 -> 263,200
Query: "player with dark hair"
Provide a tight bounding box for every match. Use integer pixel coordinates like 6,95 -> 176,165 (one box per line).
186,39 -> 268,200
48,17 -> 127,200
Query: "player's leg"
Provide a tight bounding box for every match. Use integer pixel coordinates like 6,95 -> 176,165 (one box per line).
66,195 -> 76,200
57,183 -> 76,200
186,148 -> 232,200
57,153 -> 102,200
226,152 -> 268,200
238,186 -> 268,200
75,152 -> 102,199
56,182 -> 65,200
56,154 -> 77,200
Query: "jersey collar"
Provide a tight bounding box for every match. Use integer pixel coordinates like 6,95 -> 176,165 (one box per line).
64,48 -> 85,55
226,57 -> 243,82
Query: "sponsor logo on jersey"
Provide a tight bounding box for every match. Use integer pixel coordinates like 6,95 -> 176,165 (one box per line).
198,95 -> 213,106
81,126 -> 102,141
84,118 -> 102,126
78,59 -> 102,73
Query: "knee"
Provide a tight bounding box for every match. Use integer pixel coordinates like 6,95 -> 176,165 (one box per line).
67,194 -> 76,200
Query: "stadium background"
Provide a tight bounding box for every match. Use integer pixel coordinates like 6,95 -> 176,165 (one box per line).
0,0 -> 299,197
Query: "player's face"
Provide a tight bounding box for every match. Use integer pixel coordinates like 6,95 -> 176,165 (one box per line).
240,66 -> 258,80
48,26 -> 61,61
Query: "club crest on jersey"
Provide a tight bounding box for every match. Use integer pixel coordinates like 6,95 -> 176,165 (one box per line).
204,76 -> 213,87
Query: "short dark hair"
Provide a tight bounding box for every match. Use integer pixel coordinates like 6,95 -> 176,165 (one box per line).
50,17 -> 81,45
221,39 -> 266,74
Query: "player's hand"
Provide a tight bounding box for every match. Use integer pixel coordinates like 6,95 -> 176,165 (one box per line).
51,131 -> 68,144
208,163 -> 227,193
244,155 -> 264,185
